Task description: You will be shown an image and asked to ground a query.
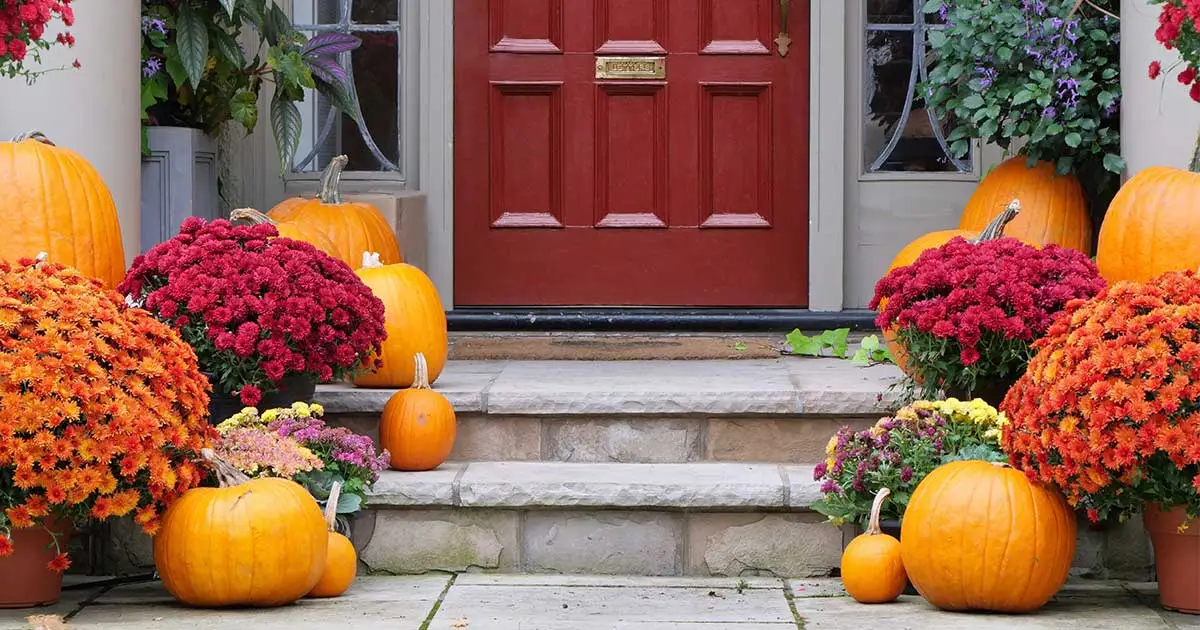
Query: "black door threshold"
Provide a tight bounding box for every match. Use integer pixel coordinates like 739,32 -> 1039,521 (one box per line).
446,308 -> 879,332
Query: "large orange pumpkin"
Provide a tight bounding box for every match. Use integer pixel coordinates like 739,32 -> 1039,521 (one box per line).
353,252 -> 448,388
307,482 -> 358,599
1095,166 -> 1200,283
841,488 -> 906,604
958,156 -> 1092,255
881,201 -> 1021,376
0,131 -> 125,288
899,460 -> 1076,613
229,207 -> 340,257
380,352 -> 457,471
268,155 -> 402,269
153,450 -> 328,608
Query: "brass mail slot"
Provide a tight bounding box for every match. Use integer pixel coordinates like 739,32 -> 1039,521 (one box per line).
595,56 -> 666,80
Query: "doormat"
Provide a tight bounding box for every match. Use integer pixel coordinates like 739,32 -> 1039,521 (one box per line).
447,334 -> 782,361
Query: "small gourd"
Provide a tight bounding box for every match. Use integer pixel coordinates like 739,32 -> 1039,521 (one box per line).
307,482 -> 358,598
840,488 -> 906,604
380,352 -> 457,471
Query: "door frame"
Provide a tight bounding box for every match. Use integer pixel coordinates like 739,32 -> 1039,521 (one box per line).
420,0 -> 847,311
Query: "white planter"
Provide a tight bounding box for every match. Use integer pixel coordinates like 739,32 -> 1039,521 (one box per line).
140,126 -> 219,251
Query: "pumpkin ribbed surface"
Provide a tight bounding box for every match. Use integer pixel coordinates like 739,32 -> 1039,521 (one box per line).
840,488 -> 906,604
353,258 -> 447,388
0,133 -> 125,288
153,475 -> 328,608
1096,166 -> 1200,283
899,460 -> 1075,613
958,157 -> 1091,254
380,353 -> 457,471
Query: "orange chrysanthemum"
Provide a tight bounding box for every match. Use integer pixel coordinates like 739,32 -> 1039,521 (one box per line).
0,256 -> 215,571
1001,270 -> 1200,523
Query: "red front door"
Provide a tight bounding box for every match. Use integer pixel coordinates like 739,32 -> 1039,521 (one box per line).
453,0 -> 809,307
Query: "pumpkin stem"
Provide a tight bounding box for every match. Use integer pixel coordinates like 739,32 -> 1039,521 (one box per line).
12,130 -> 55,145
865,487 -> 891,535
201,448 -> 251,487
229,207 -> 276,225
317,155 -> 349,204
1191,129 -> 1200,173
325,481 -> 342,531
969,199 -> 1021,244
412,352 -> 431,390
362,251 -> 384,269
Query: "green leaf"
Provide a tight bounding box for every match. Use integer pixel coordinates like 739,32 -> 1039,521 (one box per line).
1012,89 -> 1035,106
164,48 -> 189,88
211,27 -> 245,67
819,328 -> 851,359
230,88 -> 259,131
264,1 -> 294,45
335,491 -> 362,514
219,0 -> 238,18
270,91 -> 303,176
961,94 -> 985,109
1064,132 -> 1082,148
785,330 -> 824,357
860,335 -> 881,352
1102,153 -> 1125,174
175,1 -> 210,89
733,341 -> 747,352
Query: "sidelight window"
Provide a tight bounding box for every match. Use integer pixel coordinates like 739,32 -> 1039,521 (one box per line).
862,0 -> 971,174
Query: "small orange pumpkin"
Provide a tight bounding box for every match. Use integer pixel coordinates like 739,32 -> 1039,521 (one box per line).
841,488 -> 906,604
353,252 -> 448,388
267,155 -> 402,269
899,460 -> 1075,613
1095,166 -> 1200,284
229,207 -> 340,258
880,201 -> 1022,377
0,131 -> 125,288
307,482 -> 358,599
958,156 -> 1092,254
380,352 -> 457,471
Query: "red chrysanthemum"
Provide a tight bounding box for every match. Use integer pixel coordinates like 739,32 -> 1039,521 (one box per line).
119,218 -> 387,405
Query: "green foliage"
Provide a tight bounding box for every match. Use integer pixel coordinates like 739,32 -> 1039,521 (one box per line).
785,328 -> 850,358
141,0 -> 364,174
850,334 -> 895,366
897,327 -> 1032,401
921,0 -> 1122,219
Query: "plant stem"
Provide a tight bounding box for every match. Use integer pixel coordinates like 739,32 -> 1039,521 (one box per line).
865,487 -> 891,535
972,199 -> 1021,243
317,155 -> 349,204
1191,127 -> 1200,173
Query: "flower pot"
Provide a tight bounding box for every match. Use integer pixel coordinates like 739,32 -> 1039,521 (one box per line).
943,377 -> 1016,408
140,126 -> 220,252
1144,503 -> 1200,614
204,373 -> 319,424
845,518 -> 918,596
0,526 -> 66,609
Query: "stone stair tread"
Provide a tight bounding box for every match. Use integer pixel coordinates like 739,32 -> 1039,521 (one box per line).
367,461 -> 821,510
319,357 -> 902,417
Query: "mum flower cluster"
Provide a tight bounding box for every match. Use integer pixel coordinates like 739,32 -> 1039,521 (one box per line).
213,427 -> 323,478
216,402 -> 388,513
812,398 -> 1008,527
1001,271 -> 1200,523
0,257 -> 212,571
871,236 -> 1106,398
119,217 -> 387,406
1148,0 -> 1200,101
0,0 -> 78,81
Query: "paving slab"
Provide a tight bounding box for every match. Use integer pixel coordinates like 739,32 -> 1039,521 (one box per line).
793,589 -> 1171,630
786,357 -> 903,416
454,574 -> 786,589
316,360 -> 505,413
429,578 -> 797,629
0,577 -> 107,630
67,576 -> 450,630
483,359 -> 800,415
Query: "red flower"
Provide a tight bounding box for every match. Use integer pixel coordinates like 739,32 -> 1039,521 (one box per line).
1149,60 -> 1163,79
47,552 -> 71,573
0,535 -> 12,556
120,218 -> 387,403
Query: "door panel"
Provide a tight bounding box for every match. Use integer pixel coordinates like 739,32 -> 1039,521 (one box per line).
455,0 -> 810,307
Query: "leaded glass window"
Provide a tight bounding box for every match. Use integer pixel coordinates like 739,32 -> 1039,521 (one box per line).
292,0 -> 404,175
863,0 -> 971,174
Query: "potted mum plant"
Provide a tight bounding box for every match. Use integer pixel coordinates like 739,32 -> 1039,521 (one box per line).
814,398 -> 1009,595
214,402 -> 389,530
871,205 -> 1107,404
119,217 -> 387,422
0,255 -> 212,608
1001,270 -> 1200,614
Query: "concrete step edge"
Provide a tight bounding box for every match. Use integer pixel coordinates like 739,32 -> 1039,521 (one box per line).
366,461 -> 820,511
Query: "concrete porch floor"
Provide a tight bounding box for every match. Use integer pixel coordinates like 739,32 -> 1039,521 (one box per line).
5,575 -> 1194,630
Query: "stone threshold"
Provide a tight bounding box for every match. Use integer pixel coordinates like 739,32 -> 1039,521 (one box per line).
317,357 -> 903,416
367,461 -> 820,511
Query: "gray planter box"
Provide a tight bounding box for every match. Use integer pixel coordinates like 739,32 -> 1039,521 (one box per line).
140,126 -> 219,252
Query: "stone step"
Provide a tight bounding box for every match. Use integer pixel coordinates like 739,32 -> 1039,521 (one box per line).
319,357 -> 902,464
352,461 -> 840,578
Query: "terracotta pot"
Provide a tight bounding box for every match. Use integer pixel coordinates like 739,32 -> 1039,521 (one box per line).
0,525 -> 67,609
1144,503 -> 1200,614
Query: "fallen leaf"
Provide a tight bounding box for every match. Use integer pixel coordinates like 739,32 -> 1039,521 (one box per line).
450,618 -> 470,628
26,615 -> 70,630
